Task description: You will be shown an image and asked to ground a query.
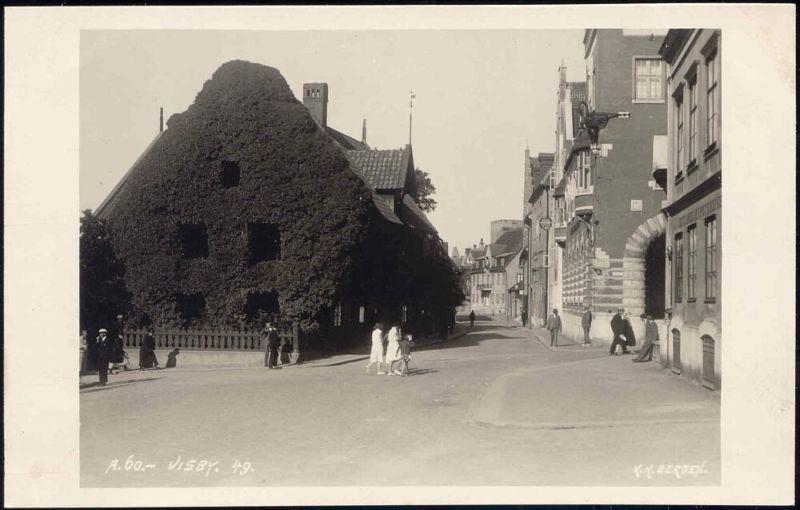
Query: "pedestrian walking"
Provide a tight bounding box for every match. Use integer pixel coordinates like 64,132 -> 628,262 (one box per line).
609,308 -> 630,355
398,334 -> 414,376
469,310 -> 476,327
385,323 -> 403,376
264,323 -> 281,369
581,304 -> 592,347
139,329 -> 158,370
95,328 -> 111,386
546,309 -> 562,347
366,322 -> 386,374
633,314 -> 659,362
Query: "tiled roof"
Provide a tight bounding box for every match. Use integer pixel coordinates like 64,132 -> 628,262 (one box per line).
491,228 -> 523,259
537,152 -> 554,170
345,146 -> 411,191
325,126 -> 369,151
569,82 -> 587,138
399,194 -> 437,234
371,192 -> 403,225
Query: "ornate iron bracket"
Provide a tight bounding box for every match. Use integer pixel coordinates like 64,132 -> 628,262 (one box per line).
578,101 -> 630,145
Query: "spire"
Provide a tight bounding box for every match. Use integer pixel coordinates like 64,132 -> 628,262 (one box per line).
159,107 -> 164,133
408,91 -> 415,145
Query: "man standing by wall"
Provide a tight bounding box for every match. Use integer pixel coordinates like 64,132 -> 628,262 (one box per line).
609,309 -> 630,355
546,309 -> 562,348
581,304 -> 593,348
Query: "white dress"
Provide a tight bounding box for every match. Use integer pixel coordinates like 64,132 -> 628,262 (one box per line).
385,327 -> 401,364
369,329 -> 385,363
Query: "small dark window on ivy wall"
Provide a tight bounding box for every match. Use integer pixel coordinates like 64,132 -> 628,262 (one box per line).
175,293 -> 206,327
220,160 -> 240,188
178,222 -> 209,259
248,222 -> 281,264
245,291 -> 280,321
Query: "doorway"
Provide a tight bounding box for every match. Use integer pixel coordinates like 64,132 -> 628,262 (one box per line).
644,234 -> 666,319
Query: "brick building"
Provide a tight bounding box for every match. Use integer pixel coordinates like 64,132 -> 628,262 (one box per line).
543,30 -> 670,345
659,29 -> 721,389
522,151 -> 555,328
468,229 -> 523,316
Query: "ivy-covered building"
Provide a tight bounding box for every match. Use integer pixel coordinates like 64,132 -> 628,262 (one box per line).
93,60 -> 460,357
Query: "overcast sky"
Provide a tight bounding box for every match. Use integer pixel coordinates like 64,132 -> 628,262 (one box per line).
80,30 -> 585,253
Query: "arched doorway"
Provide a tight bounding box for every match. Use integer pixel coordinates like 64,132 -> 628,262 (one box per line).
623,213 -> 667,317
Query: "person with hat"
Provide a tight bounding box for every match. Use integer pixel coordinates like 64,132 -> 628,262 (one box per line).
580,304 -> 593,348
264,323 -> 281,369
633,314 -> 659,363
546,308 -> 562,348
609,308 -> 630,355
95,328 -> 111,386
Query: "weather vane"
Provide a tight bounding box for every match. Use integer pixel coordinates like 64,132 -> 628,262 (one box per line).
409,91 -> 415,145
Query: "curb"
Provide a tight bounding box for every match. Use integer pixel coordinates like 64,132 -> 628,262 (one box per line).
470,417 -> 719,431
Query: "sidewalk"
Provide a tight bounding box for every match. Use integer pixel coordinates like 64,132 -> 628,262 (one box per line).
472,345 -> 719,430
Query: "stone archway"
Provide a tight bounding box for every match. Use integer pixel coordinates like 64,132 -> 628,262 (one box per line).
622,213 -> 668,317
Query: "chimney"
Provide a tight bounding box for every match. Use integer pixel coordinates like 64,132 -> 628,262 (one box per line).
361,118 -> 367,144
159,107 -> 164,133
302,83 -> 329,128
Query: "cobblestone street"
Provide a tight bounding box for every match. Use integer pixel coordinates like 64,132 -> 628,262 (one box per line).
80,318 -> 719,487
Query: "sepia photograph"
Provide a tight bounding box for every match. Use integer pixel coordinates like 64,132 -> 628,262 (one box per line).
4,4 -> 795,507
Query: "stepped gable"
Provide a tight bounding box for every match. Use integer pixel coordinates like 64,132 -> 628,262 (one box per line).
101,60 -> 374,330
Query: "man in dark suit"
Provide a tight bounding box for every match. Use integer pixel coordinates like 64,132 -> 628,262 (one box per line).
265,323 -> 281,369
609,308 -> 630,355
546,308 -> 562,347
95,328 -> 110,385
581,304 -> 593,347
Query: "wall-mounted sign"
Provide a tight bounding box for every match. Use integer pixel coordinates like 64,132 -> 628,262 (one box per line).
630,199 -> 643,212
539,217 -> 553,230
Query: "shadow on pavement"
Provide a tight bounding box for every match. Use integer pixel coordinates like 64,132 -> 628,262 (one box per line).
80,377 -> 165,394
310,355 -> 370,367
403,368 -> 437,376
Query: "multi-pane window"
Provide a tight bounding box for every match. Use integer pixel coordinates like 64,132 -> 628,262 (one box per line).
674,233 -> 684,302
706,53 -> 718,147
675,95 -> 684,172
634,58 -> 664,100
705,216 -> 717,300
688,79 -> 698,163
334,302 -> 342,326
401,304 -> 408,323
687,225 -> 697,300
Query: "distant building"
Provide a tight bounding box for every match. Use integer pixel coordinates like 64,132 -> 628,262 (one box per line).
491,219 -> 523,245
469,228 -> 523,316
659,29 -> 721,390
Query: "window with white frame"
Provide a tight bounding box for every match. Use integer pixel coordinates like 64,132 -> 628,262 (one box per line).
688,77 -> 698,163
634,58 -> 664,101
706,52 -> 718,148
704,216 -> 717,301
358,305 -> 365,324
687,225 -> 697,300
675,92 -> 685,172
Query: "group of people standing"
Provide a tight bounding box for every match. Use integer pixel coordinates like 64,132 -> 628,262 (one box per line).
263,322 -> 293,369
544,306 -> 660,363
367,322 -> 414,376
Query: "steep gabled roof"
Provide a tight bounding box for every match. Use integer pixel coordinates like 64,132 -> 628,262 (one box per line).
95,132 -> 164,219
345,145 -> 412,191
399,194 -> 437,234
491,228 -> 523,259
325,126 -> 369,151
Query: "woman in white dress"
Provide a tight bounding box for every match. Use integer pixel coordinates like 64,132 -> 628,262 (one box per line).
366,323 -> 386,374
385,323 -> 403,376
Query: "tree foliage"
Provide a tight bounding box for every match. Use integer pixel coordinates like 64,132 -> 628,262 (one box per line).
103,60 -> 372,332
80,210 -> 133,337
412,168 -> 437,213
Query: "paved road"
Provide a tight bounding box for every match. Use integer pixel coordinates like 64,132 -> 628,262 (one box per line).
80,318 -> 719,487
